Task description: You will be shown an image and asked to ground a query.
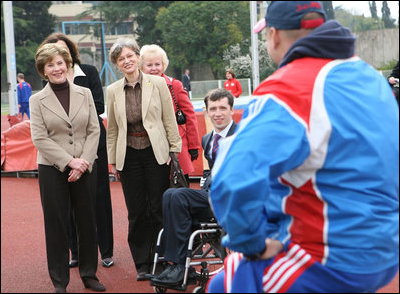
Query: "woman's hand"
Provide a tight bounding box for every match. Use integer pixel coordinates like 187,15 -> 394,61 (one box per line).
189,149 -> 199,161
111,164 -> 120,181
68,158 -> 89,174
68,168 -> 83,182
167,152 -> 180,165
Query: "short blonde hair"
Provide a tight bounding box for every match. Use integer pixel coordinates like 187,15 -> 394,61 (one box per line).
109,38 -> 140,64
139,44 -> 169,72
35,43 -> 72,79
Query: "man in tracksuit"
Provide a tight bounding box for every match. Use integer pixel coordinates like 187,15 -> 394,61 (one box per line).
17,73 -> 32,119
208,1 -> 399,293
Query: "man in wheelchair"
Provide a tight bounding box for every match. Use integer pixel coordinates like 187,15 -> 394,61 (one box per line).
150,88 -> 237,286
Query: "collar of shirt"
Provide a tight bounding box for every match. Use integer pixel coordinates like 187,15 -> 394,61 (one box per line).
124,71 -> 143,89
212,120 -> 234,139
209,120 -> 234,161
73,64 -> 86,79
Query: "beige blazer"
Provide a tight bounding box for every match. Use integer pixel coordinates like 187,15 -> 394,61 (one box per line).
30,82 -> 100,173
106,73 -> 182,171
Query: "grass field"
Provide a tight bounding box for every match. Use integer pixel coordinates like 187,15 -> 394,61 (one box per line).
1,104 -> 9,115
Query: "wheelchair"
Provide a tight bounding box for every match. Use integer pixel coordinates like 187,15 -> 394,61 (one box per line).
150,221 -> 229,293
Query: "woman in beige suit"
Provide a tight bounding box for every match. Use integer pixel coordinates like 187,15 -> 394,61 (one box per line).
30,43 -> 105,293
107,38 -> 181,281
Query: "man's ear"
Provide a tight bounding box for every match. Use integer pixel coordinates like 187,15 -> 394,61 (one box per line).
270,27 -> 280,49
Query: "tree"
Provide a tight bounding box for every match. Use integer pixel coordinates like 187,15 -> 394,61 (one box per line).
381,1 -> 395,28
156,1 -> 250,79
322,1 -> 335,20
369,1 -> 378,19
1,2 -> 56,89
88,2 -> 173,46
334,6 -> 385,32
223,40 -> 276,81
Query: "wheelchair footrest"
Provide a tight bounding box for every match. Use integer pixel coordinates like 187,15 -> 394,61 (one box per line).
150,276 -> 198,291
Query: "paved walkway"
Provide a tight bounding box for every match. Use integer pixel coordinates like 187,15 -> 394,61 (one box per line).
1,177 -> 398,293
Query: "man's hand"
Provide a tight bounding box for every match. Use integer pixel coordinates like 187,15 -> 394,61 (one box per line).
388,77 -> 397,85
189,149 -> 199,161
261,238 -> 284,260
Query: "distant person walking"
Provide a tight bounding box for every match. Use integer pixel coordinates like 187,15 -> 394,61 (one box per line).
17,73 -> 32,119
182,69 -> 192,99
223,69 -> 242,98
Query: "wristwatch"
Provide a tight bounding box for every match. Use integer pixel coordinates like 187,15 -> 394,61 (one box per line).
244,246 -> 267,261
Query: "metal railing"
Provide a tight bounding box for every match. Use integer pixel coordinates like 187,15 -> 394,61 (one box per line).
190,78 -> 251,100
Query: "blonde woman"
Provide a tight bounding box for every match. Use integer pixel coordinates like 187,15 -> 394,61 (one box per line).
30,43 -> 104,293
106,38 -> 181,281
140,44 -> 200,182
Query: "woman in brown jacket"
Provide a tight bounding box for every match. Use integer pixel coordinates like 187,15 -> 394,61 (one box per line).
106,38 -> 181,281
30,43 -> 104,293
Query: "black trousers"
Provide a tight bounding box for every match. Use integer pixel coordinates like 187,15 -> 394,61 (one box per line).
38,164 -> 98,289
119,146 -> 170,273
162,187 -> 214,265
69,123 -> 114,260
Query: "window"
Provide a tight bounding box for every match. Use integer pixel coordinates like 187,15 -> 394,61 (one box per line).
105,22 -> 133,35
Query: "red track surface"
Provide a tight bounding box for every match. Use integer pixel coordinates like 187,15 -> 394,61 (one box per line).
1,177 -> 398,293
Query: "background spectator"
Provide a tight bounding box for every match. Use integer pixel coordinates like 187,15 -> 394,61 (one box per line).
17,73 -> 32,119
223,69 -> 242,98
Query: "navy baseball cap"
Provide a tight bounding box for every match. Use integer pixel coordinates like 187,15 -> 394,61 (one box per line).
253,1 -> 326,33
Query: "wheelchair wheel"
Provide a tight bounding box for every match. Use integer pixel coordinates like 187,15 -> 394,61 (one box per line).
153,286 -> 168,293
192,243 -> 226,276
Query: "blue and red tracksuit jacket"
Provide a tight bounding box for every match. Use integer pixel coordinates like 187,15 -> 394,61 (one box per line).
210,20 -> 399,275
17,81 -> 32,104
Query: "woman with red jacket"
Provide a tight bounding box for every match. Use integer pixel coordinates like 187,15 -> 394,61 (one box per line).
140,44 -> 201,181
224,69 -> 242,98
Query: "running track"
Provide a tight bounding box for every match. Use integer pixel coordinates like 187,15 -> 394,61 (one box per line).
1,177 -> 398,293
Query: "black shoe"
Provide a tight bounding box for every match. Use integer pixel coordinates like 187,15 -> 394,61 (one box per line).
83,279 -> 106,292
137,271 -> 152,281
68,259 -> 78,268
152,264 -> 185,285
54,287 -> 66,293
151,263 -> 173,281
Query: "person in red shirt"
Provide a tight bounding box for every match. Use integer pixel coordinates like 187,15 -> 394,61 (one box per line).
224,69 -> 242,98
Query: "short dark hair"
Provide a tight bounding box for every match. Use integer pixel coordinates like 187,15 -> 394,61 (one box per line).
17,73 -> 24,79
204,88 -> 234,110
40,32 -> 81,66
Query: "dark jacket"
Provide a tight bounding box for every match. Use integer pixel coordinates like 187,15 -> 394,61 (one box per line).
201,121 -> 237,192
182,74 -> 191,92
